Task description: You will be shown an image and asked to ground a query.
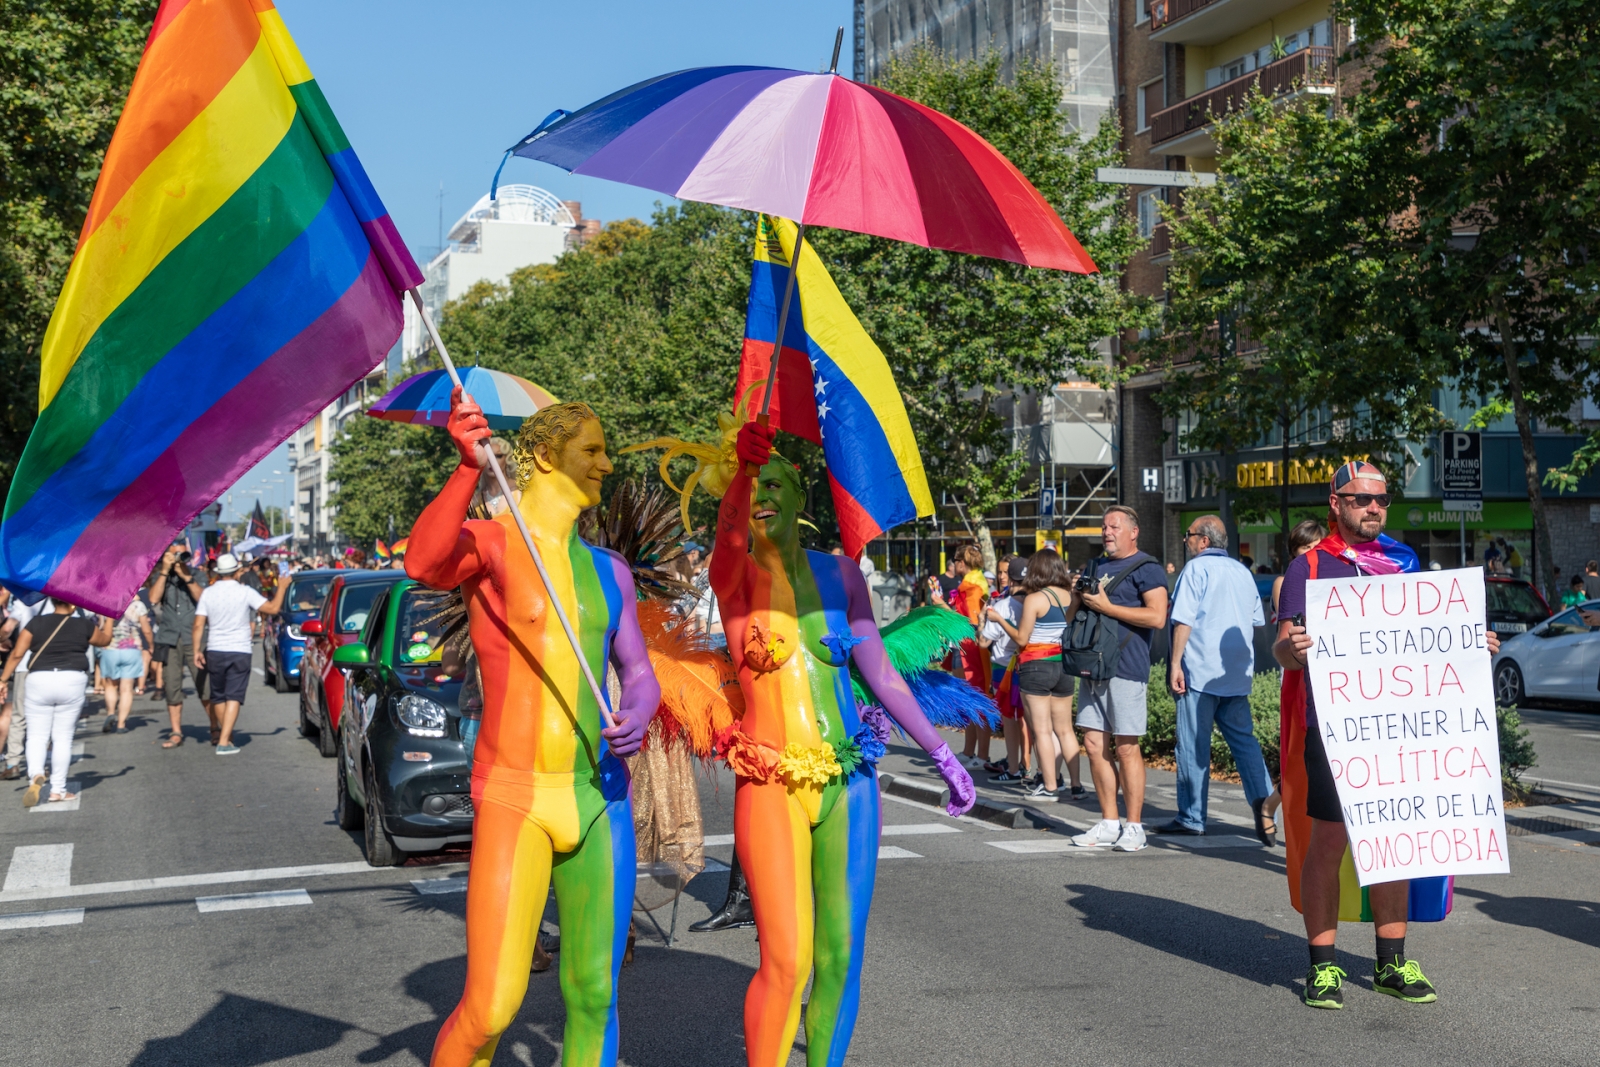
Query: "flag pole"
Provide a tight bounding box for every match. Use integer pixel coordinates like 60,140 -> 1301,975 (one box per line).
747,222 -> 806,475
407,288 -> 618,731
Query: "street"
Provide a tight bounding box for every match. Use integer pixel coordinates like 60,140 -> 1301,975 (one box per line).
2,660 -> 1599,1067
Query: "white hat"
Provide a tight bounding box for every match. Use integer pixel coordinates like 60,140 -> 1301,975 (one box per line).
215,552 -> 241,574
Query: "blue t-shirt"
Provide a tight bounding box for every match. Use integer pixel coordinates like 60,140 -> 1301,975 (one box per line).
1086,552 -> 1169,682
1169,548 -> 1265,696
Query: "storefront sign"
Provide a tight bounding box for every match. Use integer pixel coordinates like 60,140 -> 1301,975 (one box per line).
1304,568 -> 1509,886
1440,431 -> 1483,512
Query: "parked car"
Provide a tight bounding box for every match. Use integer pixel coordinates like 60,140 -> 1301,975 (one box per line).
331,580 -> 470,866
1485,575 -> 1552,636
262,569 -> 335,693
1492,599 -> 1600,707
299,569 -> 408,757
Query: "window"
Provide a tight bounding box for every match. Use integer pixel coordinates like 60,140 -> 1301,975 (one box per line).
337,580 -> 389,634
1137,190 -> 1163,238
1136,0 -> 1151,24
1139,79 -> 1164,131
1541,608 -> 1591,638
394,587 -> 455,665
1176,408 -> 1203,454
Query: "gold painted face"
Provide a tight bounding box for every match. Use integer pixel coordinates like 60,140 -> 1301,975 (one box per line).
541,418 -> 612,509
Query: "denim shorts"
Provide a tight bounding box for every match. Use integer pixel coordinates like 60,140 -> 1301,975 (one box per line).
100,648 -> 145,680
1016,658 -> 1075,698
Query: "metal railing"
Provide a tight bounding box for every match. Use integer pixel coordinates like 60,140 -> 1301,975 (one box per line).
1150,47 -> 1336,145
1149,0 -> 1218,31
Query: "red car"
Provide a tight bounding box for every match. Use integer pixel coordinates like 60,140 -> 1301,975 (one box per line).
299,570 -> 408,756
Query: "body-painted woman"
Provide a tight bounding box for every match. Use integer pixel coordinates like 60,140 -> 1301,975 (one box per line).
712,420 -> 975,1067
409,389 -> 658,1067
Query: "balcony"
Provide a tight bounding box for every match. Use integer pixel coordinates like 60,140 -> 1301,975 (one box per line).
1149,0 -> 1315,45
1148,221 -> 1172,261
1150,47 -> 1336,154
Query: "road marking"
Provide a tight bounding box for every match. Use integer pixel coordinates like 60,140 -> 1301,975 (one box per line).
252,667 -> 265,676
0,860 -> 385,906
412,876 -> 468,895
881,823 -> 961,837
70,741 -> 84,763
196,889 -> 312,913
877,846 -> 922,859
1165,834 -> 1265,849
4,845 -> 73,892
1527,776 -> 1600,795
30,780 -> 81,813
704,834 -> 735,847
987,839 -> 1096,854
0,908 -> 85,930
879,790 -> 1009,829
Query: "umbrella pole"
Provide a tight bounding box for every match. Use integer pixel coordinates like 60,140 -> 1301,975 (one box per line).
407,288 -> 618,731
747,222 -> 806,475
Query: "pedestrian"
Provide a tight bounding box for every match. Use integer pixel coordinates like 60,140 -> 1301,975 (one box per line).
979,555 -> 1030,779
1066,505 -> 1169,852
1583,560 -> 1600,600
1154,515 -> 1274,842
988,548 -> 1084,797
0,590 -> 42,778
193,553 -> 288,755
1274,460 -> 1500,1008
0,600 -> 113,806
1561,573 -> 1586,608
1271,520 -> 1326,620
149,544 -> 210,748
100,594 -> 153,733
934,544 -> 993,768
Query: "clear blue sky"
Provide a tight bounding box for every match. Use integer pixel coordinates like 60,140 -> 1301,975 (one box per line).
224,0 -> 853,521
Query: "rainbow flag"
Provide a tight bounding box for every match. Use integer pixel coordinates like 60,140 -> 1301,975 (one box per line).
0,0 -> 421,615
735,215 -> 933,557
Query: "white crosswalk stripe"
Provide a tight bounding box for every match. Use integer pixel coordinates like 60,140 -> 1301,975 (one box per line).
4,845 -> 73,892
0,908 -> 84,930
877,846 -> 921,859
30,780 -> 81,813
196,889 -> 312,913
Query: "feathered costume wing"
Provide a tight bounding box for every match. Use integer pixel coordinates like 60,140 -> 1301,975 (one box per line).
852,606 -> 1001,730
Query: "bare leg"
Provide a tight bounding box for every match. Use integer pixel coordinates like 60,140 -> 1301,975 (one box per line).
1301,818 -> 1347,946
217,700 -> 241,746
1083,729 -> 1120,822
114,678 -> 135,728
1021,693 -> 1061,790
1048,695 -> 1082,789
1113,734 -> 1145,824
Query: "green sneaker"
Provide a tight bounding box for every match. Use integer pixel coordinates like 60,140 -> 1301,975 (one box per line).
1373,957 -> 1437,1003
1302,962 -> 1347,1009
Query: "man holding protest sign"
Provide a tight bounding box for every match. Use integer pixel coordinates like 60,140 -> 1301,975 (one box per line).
1275,462 -> 1503,1010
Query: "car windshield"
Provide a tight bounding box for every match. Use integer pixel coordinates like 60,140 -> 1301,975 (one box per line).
1544,608 -> 1594,637
1486,581 -> 1548,621
287,577 -> 331,614
394,588 -> 455,665
336,582 -> 389,634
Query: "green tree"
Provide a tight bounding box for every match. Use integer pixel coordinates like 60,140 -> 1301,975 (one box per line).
1146,87 -> 1450,560
0,1 -> 157,502
1343,0 -> 1600,598
326,411 -> 455,547
812,49 -> 1150,565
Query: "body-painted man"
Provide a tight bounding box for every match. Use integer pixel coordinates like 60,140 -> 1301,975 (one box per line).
712,421 -> 975,1067
409,389 -> 657,1067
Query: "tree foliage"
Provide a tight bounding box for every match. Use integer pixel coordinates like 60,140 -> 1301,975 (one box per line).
327,412 -> 455,548
0,0 -> 157,503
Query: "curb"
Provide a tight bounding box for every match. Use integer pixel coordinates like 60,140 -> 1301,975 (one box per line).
878,772 -> 1088,834
877,772 -> 948,810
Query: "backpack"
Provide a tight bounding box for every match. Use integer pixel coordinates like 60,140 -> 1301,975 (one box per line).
1061,552 -> 1154,682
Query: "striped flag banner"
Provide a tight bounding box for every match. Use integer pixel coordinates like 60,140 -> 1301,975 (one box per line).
0,0 -> 421,614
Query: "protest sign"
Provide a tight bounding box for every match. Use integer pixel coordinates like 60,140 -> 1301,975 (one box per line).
1304,567 -> 1509,886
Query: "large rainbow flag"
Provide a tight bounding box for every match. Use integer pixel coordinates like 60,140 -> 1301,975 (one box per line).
735,215 -> 933,557
0,0 -> 421,615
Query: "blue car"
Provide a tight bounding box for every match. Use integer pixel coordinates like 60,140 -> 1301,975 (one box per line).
262,569 -> 336,693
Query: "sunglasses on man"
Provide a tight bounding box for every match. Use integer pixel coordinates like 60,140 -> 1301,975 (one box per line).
1335,492 -> 1391,508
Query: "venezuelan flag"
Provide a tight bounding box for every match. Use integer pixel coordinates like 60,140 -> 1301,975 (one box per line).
0,0 -> 422,615
735,215 -> 933,557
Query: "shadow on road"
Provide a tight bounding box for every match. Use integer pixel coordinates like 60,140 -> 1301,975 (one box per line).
357,945 -> 755,1066
1455,885 -> 1600,950
129,993 -> 352,1066
1065,883 -> 1307,990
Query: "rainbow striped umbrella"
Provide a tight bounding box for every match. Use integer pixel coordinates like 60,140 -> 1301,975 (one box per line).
368,366 -> 558,431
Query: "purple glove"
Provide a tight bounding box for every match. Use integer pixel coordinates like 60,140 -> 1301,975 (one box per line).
929,742 -> 976,817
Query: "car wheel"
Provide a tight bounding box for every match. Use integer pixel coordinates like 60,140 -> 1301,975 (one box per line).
362,758 -> 406,867
272,649 -> 290,693
1494,660 -> 1524,707
334,737 -> 363,831
316,699 -> 338,758
298,685 -> 314,738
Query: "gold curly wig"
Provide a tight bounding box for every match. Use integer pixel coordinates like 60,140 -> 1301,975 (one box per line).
511,401 -> 599,491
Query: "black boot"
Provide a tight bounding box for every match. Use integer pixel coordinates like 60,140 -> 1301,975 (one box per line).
690,853 -> 754,932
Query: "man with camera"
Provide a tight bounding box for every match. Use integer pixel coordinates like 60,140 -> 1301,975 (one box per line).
1068,505 -> 1168,853
149,543 -> 210,748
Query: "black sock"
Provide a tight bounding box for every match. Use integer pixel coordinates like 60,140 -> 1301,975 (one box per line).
1375,936 -> 1405,964
1309,943 -> 1337,968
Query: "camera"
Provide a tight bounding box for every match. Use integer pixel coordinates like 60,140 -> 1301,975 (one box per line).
177,551 -> 193,566
1073,572 -> 1098,594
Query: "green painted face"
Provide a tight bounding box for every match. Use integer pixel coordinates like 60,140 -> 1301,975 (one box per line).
750,454 -> 804,545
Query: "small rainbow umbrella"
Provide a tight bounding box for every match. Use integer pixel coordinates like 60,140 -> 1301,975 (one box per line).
367,366 -> 558,431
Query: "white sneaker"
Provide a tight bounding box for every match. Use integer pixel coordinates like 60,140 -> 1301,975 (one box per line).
1072,819 -> 1122,848
1114,823 -> 1147,852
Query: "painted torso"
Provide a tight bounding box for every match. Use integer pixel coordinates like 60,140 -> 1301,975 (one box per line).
459,513 -> 623,787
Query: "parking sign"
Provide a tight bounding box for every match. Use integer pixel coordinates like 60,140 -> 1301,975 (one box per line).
1440,431 -> 1482,511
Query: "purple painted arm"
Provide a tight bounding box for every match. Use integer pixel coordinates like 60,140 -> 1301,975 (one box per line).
601,552 -> 659,758
840,561 -> 975,816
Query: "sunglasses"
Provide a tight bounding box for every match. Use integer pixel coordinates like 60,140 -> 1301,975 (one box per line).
1336,492 -> 1391,508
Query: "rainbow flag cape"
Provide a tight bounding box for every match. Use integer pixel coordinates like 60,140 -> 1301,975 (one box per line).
735,215 -> 933,557
0,0 -> 421,615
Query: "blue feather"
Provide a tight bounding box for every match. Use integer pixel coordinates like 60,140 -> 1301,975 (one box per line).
903,670 -> 1001,731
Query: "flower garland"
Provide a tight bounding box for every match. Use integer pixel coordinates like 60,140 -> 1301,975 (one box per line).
717,728 -> 881,787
